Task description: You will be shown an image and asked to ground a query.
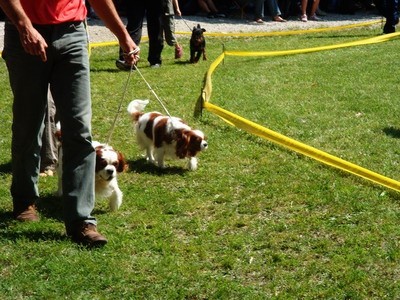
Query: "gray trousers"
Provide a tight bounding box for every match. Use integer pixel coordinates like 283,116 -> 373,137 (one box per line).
2,21 -> 97,229
162,14 -> 177,47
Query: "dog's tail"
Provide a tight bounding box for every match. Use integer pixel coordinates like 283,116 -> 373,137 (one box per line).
127,99 -> 149,122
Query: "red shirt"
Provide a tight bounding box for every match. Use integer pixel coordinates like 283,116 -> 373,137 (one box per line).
21,0 -> 87,24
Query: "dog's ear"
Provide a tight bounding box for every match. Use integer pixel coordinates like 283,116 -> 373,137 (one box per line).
116,151 -> 128,172
202,28 -> 206,33
175,130 -> 189,159
197,24 -> 201,29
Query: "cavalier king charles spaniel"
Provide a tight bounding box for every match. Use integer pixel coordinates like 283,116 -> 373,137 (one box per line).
127,99 -> 208,170
56,133 -> 127,211
92,141 -> 127,211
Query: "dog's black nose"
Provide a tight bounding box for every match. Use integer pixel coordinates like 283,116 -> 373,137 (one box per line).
106,169 -> 113,175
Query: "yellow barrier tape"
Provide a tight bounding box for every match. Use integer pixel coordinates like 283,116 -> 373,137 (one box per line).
82,18 -> 382,55
224,31 -> 400,57
204,101 -> 400,192
201,32 -> 400,105
202,53 -> 224,103
177,19 -> 382,37
89,41 -> 119,50
200,29 -> 400,192
87,36 -> 149,52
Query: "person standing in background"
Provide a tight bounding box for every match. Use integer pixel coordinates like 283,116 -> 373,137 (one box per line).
162,0 -> 183,59
197,0 -> 226,18
381,0 -> 399,33
116,0 -> 164,70
253,0 -> 287,23
300,0 -> 322,22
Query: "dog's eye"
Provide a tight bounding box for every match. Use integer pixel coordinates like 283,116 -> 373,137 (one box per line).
112,161 -> 119,167
99,159 -> 107,168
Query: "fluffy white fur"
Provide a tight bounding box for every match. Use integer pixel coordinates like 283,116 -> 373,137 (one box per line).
127,99 -> 208,170
57,140 -> 127,211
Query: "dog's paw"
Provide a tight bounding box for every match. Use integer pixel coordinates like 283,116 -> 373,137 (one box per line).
188,157 -> 198,171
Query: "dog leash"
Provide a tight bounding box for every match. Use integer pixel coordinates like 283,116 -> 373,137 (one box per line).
179,15 -> 194,31
106,48 -> 141,144
107,53 -> 173,144
132,65 -> 172,118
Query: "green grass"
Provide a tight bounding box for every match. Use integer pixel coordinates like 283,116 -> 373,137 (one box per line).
1,24 -> 400,299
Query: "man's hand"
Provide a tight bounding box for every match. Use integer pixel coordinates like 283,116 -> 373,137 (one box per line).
19,26 -> 48,61
122,47 -> 140,66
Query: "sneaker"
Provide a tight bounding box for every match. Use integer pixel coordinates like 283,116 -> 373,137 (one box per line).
14,204 -> 40,222
309,14 -> 322,21
150,63 -> 161,68
175,44 -> 183,59
300,14 -> 307,22
68,222 -> 108,248
115,59 -> 135,71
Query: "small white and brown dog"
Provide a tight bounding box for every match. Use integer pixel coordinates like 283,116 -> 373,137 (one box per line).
56,133 -> 127,211
127,99 -> 208,171
92,141 -> 127,211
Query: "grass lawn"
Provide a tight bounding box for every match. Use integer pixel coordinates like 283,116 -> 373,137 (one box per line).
1,24 -> 400,299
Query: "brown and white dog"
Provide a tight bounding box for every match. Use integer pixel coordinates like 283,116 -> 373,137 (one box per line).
92,141 -> 127,211
127,99 -> 208,170
56,130 -> 127,211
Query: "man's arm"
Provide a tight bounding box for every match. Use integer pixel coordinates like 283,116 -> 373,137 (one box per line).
0,0 -> 48,61
173,0 -> 181,16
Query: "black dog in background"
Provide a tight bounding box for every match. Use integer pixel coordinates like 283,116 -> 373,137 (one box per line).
190,24 -> 206,63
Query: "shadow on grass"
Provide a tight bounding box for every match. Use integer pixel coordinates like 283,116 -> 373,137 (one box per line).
0,210 -> 67,242
36,194 -> 65,222
383,126 -> 400,139
37,194 -> 109,217
128,158 -> 187,176
0,161 -> 11,175
90,67 -> 122,73
0,193 -> 110,244
0,195 -> 64,240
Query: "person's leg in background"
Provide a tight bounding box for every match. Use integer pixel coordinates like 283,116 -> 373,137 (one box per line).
116,0 -> 145,70
40,89 -> 58,177
253,0 -> 265,23
146,0 -> 164,67
162,9 -> 183,59
383,0 -> 399,33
